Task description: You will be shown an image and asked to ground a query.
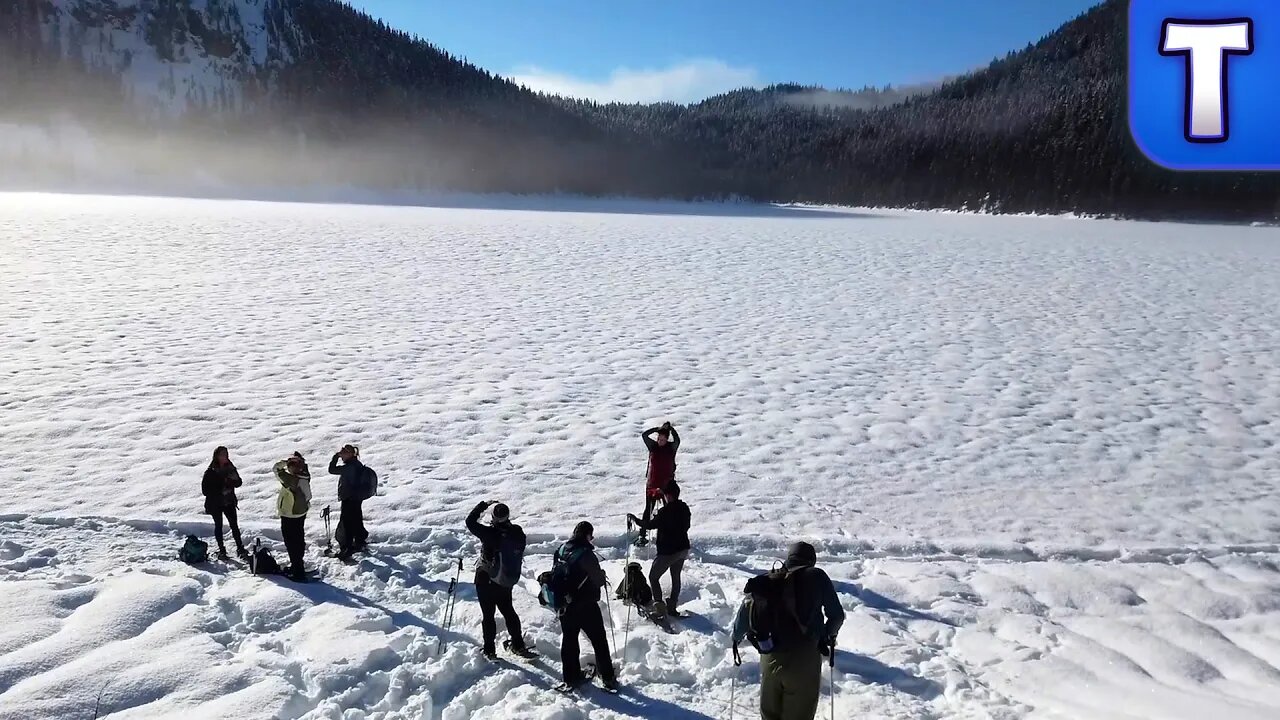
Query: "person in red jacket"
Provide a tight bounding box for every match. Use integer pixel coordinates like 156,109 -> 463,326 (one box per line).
638,422 -> 680,546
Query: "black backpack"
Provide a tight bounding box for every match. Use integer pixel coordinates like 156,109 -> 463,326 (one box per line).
359,465 -> 379,500
179,535 -> 208,564
615,562 -> 654,607
250,539 -> 282,576
491,527 -> 525,589
741,566 -> 810,653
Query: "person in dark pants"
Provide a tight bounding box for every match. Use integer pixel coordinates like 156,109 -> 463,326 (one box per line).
274,453 -> 312,582
555,521 -> 619,693
639,423 -> 680,545
466,500 -> 531,659
202,446 -> 248,560
329,444 -> 368,560
627,481 -> 692,616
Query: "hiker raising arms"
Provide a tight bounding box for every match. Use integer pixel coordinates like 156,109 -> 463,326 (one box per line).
329,444 -> 369,561
274,452 -> 313,583
466,500 -> 533,660
638,421 -> 680,545
553,521 -> 619,694
626,481 -> 691,617
202,446 -> 248,560
732,541 -> 845,720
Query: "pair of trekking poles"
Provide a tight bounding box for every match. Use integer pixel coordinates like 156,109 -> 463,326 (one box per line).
727,637 -> 837,720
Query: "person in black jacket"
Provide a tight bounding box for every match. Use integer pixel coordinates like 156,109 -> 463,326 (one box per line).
202,446 -> 247,560
329,444 -> 368,560
466,500 -> 531,659
627,481 -> 691,617
732,541 -> 846,720
555,521 -> 619,693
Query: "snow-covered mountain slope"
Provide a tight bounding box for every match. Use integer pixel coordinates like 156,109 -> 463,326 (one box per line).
40,0 -> 295,115
1,193 -> 1279,719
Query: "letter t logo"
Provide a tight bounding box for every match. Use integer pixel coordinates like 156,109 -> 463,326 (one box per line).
1160,19 -> 1254,143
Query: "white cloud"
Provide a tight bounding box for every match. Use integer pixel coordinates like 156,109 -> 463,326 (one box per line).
506,59 -> 760,105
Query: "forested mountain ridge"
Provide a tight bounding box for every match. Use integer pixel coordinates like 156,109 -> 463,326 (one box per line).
0,0 -> 1274,220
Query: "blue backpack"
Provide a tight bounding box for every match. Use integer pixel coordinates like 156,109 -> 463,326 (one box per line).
537,545 -> 588,613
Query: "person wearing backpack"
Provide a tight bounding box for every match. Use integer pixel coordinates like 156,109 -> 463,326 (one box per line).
202,446 -> 248,560
641,422 -> 680,518
329,444 -> 369,561
731,541 -> 845,720
275,453 -> 313,583
466,500 -> 533,660
551,521 -> 619,693
626,481 -> 691,617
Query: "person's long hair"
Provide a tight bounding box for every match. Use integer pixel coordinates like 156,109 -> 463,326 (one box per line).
209,446 -> 233,471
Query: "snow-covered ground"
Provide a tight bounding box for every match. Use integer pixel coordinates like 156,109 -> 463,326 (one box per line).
1,192 -> 1278,719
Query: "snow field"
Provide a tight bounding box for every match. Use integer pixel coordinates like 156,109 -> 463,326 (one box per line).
2,192 -> 1280,718
2,515 -> 1279,719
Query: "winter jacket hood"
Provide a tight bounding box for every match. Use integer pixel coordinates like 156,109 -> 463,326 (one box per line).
275,460 -> 312,518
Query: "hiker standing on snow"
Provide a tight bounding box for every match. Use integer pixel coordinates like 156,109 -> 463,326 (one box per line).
329,444 -> 369,560
639,421 -> 680,545
626,481 -> 691,617
202,446 -> 248,560
274,452 -> 313,583
732,541 -> 845,720
554,521 -> 619,693
466,500 -> 533,660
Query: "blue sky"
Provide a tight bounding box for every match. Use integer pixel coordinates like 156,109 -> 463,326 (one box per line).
346,1 -> 1102,104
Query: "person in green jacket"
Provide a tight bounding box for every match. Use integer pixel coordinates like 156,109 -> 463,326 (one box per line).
274,452 -> 312,582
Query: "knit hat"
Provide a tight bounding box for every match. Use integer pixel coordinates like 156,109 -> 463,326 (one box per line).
785,541 -> 817,569
491,503 -> 511,522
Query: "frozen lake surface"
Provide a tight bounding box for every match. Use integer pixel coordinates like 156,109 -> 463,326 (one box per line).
1,193 -> 1278,719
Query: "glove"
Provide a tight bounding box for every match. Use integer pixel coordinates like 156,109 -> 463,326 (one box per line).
473,500 -> 491,513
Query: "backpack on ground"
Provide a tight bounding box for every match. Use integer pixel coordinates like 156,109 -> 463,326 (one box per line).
740,566 -> 809,653
251,539 -> 282,576
491,528 -> 525,589
615,562 -> 654,607
359,465 -> 378,500
537,545 -> 588,614
179,535 -> 208,564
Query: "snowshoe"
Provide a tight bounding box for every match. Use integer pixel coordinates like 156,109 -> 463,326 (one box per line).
483,648 -> 498,662
601,677 -> 621,694
554,663 -> 597,694
216,549 -> 230,561
503,639 -> 538,660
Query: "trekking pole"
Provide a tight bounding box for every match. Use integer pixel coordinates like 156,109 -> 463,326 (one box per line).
828,638 -> 837,720
322,506 -> 332,551
729,643 -> 742,720
600,553 -> 619,667
437,556 -> 463,655
621,516 -> 635,669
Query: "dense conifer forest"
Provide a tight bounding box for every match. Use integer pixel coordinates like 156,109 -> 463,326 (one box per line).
0,0 -> 1273,220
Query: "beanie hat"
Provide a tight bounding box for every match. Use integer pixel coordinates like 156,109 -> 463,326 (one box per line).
785,541 -> 817,569
491,503 -> 511,522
